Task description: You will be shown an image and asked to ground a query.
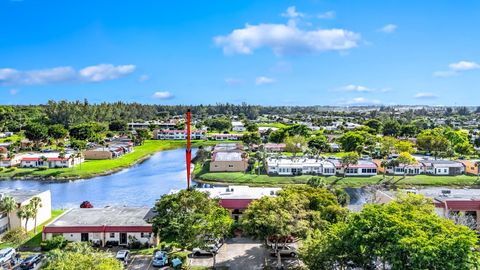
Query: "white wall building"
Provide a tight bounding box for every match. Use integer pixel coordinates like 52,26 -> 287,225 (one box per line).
0,189 -> 51,234
154,129 -> 207,140
20,152 -> 84,168
267,157 -> 336,176
232,121 -> 246,132
43,207 -> 156,247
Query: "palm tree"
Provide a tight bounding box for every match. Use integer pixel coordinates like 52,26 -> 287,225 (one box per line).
6,151 -> 15,160
17,205 -> 34,231
0,196 -> 17,230
29,197 -> 42,233
380,160 -> 389,182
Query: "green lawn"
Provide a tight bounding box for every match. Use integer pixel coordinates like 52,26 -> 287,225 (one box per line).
195,170 -> 480,188
0,209 -> 64,249
257,123 -> 289,129
0,140 -> 224,180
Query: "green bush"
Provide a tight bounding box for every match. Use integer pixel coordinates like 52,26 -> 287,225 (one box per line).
8,167 -> 17,172
0,167 -> 3,172
2,227 -> 28,245
41,235 -> 67,251
37,166 -> 48,171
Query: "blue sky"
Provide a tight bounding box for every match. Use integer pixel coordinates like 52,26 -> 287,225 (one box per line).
1,0 -> 479,106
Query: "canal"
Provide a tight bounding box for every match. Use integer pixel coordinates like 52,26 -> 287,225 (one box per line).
0,148 -> 197,209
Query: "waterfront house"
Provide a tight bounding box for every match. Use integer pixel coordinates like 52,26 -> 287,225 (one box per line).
0,189 -> 51,234
0,154 -> 25,168
20,152 -> 84,168
266,157 -> 336,176
373,159 -> 424,176
420,160 -> 465,176
209,151 -> 248,172
329,158 -> 378,176
43,207 -> 155,247
459,160 -> 480,176
153,129 -> 207,140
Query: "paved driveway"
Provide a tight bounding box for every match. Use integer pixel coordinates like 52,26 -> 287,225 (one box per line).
189,237 -> 301,270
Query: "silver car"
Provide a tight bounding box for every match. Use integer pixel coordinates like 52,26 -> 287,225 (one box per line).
0,248 -> 15,265
270,245 -> 297,257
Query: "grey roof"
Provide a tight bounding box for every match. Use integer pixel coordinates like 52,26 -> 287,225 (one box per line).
0,189 -> 46,203
213,152 -> 243,161
213,143 -> 242,152
421,160 -> 464,167
46,207 -> 153,227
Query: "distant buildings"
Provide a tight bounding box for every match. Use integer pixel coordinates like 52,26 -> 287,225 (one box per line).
0,189 -> 51,234
43,207 -> 155,247
20,152 -> 84,168
153,129 -> 207,140
208,133 -> 243,141
209,143 -> 248,172
128,121 -> 177,130
231,121 -> 246,132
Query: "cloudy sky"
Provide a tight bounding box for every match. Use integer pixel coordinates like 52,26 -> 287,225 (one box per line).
1,0 -> 479,106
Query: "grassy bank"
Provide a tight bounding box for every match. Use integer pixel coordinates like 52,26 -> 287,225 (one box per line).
0,140 -> 226,180
195,170 -> 480,188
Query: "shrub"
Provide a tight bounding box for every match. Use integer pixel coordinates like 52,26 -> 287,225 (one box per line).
0,167 -> 3,172
36,166 -> 48,171
2,227 -> 28,245
80,201 -> 93,208
41,235 -> 67,251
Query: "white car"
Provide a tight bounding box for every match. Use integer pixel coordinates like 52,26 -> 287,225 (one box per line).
0,248 -> 15,264
115,250 -> 130,265
192,244 -> 219,256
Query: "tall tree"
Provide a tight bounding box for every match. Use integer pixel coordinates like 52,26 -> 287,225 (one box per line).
341,152 -> 359,178
284,135 -> 307,156
24,123 -> 49,148
29,196 -> 42,234
0,196 -> 17,230
48,124 -> 68,149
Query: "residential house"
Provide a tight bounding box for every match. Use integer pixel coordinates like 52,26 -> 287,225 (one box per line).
231,121 -> 246,132
209,152 -> 248,172
329,159 -> 378,176
263,143 -> 286,152
459,160 -> 480,176
0,154 -> 25,168
195,186 -> 280,221
208,133 -> 243,141
373,159 -> 424,176
0,189 -> 51,234
376,189 -> 480,231
43,207 -> 156,247
84,143 -> 133,160
20,152 -> 84,168
153,129 -> 207,140
420,160 -> 465,176
266,157 -> 336,176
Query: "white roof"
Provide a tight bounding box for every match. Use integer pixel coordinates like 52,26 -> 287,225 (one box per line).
267,157 -> 335,168
197,186 -> 281,200
213,152 -> 243,161
231,121 -> 244,126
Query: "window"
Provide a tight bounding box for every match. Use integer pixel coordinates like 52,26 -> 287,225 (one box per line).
141,233 -> 151,238
228,165 -> 234,167
110,233 -> 115,238
0,224 -> 7,234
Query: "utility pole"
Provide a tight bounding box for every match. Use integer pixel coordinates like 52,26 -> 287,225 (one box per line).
186,109 -> 191,189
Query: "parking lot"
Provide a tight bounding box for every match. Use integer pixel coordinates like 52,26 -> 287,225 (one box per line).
126,237 -> 300,270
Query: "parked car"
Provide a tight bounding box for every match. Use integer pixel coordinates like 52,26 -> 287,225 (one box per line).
152,251 -> 169,267
0,248 -> 15,265
20,254 -> 43,269
115,250 -> 130,266
270,245 -> 297,257
192,244 -> 219,256
266,235 -> 295,247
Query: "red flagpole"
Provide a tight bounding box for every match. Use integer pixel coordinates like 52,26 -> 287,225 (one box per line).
186,109 -> 191,189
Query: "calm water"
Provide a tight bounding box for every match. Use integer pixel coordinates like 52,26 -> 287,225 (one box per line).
0,148 -> 197,209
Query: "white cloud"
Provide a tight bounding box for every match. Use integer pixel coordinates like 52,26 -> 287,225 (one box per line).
79,64 -> 135,82
281,6 -> 304,18
413,92 -> 439,99
340,84 -> 372,92
433,60 -> 479,77
152,91 -> 174,99
0,64 -> 135,86
214,22 -> 360,56
379,24 -> 397,33
224,78 -> 244,86
138,74 -> 150,82
449,61 -> 480,71
255,76 -> 275,85
339,97 -> 381,106
9,89 -> 19,95
317,11 -> 335,19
